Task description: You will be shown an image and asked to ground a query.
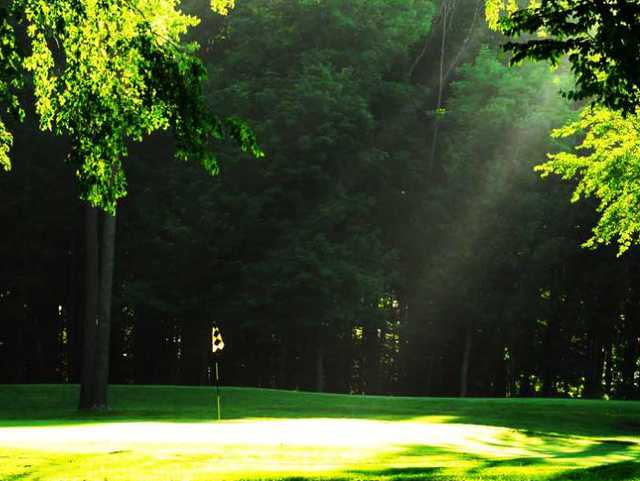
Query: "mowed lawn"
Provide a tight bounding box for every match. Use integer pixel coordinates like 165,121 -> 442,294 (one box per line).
0,385 -> 639,481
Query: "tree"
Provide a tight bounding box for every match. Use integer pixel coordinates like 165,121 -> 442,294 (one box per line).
483,1 -> 640,259
486,0 -> 640,115
0,4 -> 23,171
201,0 -> 434,392
407,46 -> 577,396
1,0 -> 261,409
536,109 -> 640,255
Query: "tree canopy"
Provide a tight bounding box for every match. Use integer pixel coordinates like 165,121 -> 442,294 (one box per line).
485,0 -> 640,254
486,0 -> 640,114
1,0 -> 260,213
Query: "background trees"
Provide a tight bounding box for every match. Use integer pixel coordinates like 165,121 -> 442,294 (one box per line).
1,0 -> 639,400
1,0 -> 257,410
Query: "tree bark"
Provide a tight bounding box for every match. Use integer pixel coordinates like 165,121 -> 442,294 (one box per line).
93,211 -> 117,409
68,217 -> 82,383
621,316 -> 639,400
427,0 -> 449,175
363,324 -> 380,394
315,343 -> 325,393
79,205 -> 99,410
603,344 -> 613,397
199,321 -> 209,386
459,322 -> 473,397
584,332 -> 604,399
424,354 -> 435,396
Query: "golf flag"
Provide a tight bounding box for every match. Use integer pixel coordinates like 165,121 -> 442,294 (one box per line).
212,326 -> 224,353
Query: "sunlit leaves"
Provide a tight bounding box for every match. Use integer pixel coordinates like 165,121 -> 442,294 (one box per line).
19,0 -> 200,211
0,9 -> 24,171
211,0 -> 235,16
537,108 -> 640,255
484,0 -> 640,254
8,0 -> 260,213
0,120 -> 12,172
496,0 -> 640,114
484,0 -> 518,31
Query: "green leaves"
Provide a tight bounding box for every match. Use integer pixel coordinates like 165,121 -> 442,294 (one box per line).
19,0 -> 197,212
494,0 -> 640,115
0,8 -> 24,171
537,108 -> 640,255
0,120 -> 12,172
210,0 -> 235,16
484,0 -> 640,255
0,0 -> 261,212
484,0 -> 518,31
198,0 -> 433,328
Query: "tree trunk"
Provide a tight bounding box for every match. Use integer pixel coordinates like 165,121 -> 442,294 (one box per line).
68,217 -> 82,383
93,211 -> 116,409
603,344 -> 613,398
427,1 -> 448,175
79,205 -> 99,410
199,322 -> 209,386
541,317 -> 559,397
363,324 -> 380,394
584,333 -> 604,399
424,354 -> 435,396
621,319 -> 639,400
315,343 -> 325,393
459,322 -> 473,397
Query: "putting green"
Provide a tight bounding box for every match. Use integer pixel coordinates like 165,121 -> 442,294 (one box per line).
1,417 -> 639,480
1,385 -> 639,480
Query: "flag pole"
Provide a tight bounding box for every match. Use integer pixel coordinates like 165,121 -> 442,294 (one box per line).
215,356 -> 221,421
211,325 -> 224,421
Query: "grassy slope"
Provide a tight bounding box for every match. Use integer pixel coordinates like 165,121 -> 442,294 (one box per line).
0,384 -> 639,481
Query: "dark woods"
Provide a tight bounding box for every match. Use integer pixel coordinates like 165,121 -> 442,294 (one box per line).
0,0 -> 638,400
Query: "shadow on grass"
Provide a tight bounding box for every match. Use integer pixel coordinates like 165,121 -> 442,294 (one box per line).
347,436 -> 640,481
1,385 -> 639,481
547,460 -> 640,481
350,466 -> 444,479
346,461 -> 640,481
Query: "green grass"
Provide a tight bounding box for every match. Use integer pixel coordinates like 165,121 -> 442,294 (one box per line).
0,384 -> 639,481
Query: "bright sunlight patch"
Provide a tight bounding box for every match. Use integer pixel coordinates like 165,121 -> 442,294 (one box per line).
1,417 -> 639,480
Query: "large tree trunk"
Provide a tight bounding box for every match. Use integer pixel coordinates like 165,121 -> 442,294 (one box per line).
93,211 -> 117,409
79,205 -> 99,410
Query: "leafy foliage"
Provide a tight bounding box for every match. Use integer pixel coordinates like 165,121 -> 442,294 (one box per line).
4,0 -> 259,212
484,0 -> 518,31
485,0 -> 640,256
494,0 -> 640,114
537,108 -> 640,255
0,6 -> 24,171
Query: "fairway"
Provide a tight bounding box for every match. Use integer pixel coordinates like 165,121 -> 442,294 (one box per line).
1,385 -> 639,481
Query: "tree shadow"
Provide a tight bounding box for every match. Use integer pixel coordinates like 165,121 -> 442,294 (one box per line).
350,466 -> 444,478
546,460 -> 640,481
349,434 -> 640,481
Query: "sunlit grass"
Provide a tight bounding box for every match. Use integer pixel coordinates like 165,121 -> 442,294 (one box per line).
0,385 -> 639,480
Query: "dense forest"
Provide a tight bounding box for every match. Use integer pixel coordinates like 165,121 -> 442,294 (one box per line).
1,0 -> 639,401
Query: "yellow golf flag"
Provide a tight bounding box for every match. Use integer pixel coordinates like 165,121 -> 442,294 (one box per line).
212,326 -> 224,353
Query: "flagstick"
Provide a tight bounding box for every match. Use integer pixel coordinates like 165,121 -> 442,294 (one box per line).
215,358 -> 221,421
